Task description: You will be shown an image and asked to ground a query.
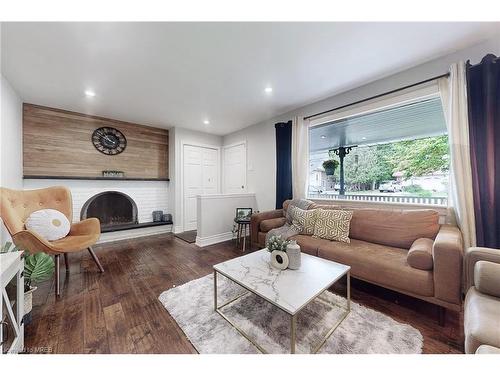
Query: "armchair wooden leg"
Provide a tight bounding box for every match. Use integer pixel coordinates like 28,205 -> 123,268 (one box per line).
54,254 -> 60,298
64,253 -> 69,272
88,247 -> 104,273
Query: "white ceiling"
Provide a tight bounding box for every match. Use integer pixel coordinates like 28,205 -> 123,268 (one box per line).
2,22 -> 499,135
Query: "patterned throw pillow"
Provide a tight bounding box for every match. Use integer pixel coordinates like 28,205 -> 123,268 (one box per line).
288,205 -> 317,235
313,209 -> 353,243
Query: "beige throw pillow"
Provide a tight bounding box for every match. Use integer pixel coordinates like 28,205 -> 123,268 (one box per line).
25,209 -> 70,241
313,209 -> 353,243
407,238 -> 434,270
288,205 -> 317,235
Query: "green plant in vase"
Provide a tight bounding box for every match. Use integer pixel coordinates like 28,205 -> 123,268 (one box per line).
266,235 -> 290,252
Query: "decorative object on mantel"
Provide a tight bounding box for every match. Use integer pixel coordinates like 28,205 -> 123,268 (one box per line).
286,240 -> 301,270
162,213 -> 172,222
152,210 -> 163,222
102,170 -> 125,178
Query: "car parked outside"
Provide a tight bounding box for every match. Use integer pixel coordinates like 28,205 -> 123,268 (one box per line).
379,180 -> 403,193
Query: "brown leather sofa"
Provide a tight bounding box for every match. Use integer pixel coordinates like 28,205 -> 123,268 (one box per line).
464,247 -> 500,353
251,200 -> 464,316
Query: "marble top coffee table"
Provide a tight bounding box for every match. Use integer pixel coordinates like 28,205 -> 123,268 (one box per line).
213,249 -> 351,353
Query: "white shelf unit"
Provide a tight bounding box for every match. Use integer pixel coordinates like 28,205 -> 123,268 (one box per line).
1,252 -> 24,354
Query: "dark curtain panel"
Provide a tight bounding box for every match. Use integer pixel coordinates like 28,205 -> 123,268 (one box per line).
275,121 -> 293,209
467,54 -> 500,248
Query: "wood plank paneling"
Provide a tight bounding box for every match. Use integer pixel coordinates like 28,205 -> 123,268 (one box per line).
23,104 -> 169,179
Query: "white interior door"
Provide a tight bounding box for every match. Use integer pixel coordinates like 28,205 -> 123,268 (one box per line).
223,142 -> 247,194
183,144 -> 219,231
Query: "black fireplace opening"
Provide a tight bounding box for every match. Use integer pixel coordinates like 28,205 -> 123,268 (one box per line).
81,191 -> 138,231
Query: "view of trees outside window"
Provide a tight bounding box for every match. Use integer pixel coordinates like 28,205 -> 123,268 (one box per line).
308,134 -> 449,204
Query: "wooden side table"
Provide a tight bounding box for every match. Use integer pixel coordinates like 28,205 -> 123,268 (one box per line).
234,219 -> 251,253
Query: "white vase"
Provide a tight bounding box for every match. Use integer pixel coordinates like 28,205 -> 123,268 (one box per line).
286,240 -> 301,270
270,250 -> 289,270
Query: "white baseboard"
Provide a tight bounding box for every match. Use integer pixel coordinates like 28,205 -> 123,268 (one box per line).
97,225 -> 173,244
173,225 -> 184,234
195,231 -> 234,247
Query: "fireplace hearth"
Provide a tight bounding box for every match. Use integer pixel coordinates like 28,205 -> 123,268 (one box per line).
81,191 -> 138,231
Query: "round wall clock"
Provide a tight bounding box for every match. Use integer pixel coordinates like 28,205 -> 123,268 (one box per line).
91,127 -> 127,155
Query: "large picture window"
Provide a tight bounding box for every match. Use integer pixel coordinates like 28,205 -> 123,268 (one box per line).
308,95 -> 449,206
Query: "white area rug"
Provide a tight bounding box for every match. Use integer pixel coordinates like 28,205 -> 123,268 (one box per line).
159,273 -> 423,354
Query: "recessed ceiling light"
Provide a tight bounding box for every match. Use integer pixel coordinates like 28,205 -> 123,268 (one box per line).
362,137 -> 367,140
264,86 -> 273,94
203,119 -> 210,125
84,90 -> 96,97
320,135 -> 326,139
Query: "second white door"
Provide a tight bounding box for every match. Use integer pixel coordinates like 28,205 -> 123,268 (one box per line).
223,142 -> 247,194
183,144 -> 219,231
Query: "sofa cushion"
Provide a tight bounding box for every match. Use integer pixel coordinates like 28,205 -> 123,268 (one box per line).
474,261 -> 500,299
317,239 -> 434,297
465,288 -> 500,354
289,206 -> 317,235
348,208 -> 440,249
313,209 -> 353,243
407,238 -> 434,270
260,217 -> 286,233
309,203 -> 341,210
288,234 -> 331,256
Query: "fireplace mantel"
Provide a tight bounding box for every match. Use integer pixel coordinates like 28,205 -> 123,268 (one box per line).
24,175 -> 169,181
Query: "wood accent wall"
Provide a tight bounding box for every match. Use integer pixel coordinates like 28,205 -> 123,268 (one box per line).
23,104 -> 169,180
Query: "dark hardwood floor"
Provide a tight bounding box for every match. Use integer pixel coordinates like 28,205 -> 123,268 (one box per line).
24,233 -> 464,354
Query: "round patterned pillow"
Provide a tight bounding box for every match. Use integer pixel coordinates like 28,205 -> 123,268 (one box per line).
25,209 -> 70,241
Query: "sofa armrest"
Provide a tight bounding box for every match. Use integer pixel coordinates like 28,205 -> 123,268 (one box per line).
432,224 -> 464,305
250,209 -> 283,245
465,247 -> 500,290
474,261 -> 500,298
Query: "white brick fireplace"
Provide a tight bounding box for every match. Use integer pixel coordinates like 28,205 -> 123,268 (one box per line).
23,179 -> 171,243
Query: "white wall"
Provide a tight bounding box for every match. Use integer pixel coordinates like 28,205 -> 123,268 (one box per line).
223,36 -> 500,212
171,127 -> 223,232
0,75 -> 23,244
195,193 -> 256,247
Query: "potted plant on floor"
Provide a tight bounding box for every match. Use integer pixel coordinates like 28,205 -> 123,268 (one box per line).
1,242 -> 55,324
322,159 -> 339,176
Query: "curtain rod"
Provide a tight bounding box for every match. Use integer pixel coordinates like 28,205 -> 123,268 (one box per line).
303,72 -> 450,121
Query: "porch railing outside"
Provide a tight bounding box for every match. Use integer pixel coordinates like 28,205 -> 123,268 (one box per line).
308,192 -> 447,206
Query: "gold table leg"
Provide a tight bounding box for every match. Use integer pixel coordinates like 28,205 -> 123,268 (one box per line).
213,270 -> 217,311
291,314 -> 296,354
